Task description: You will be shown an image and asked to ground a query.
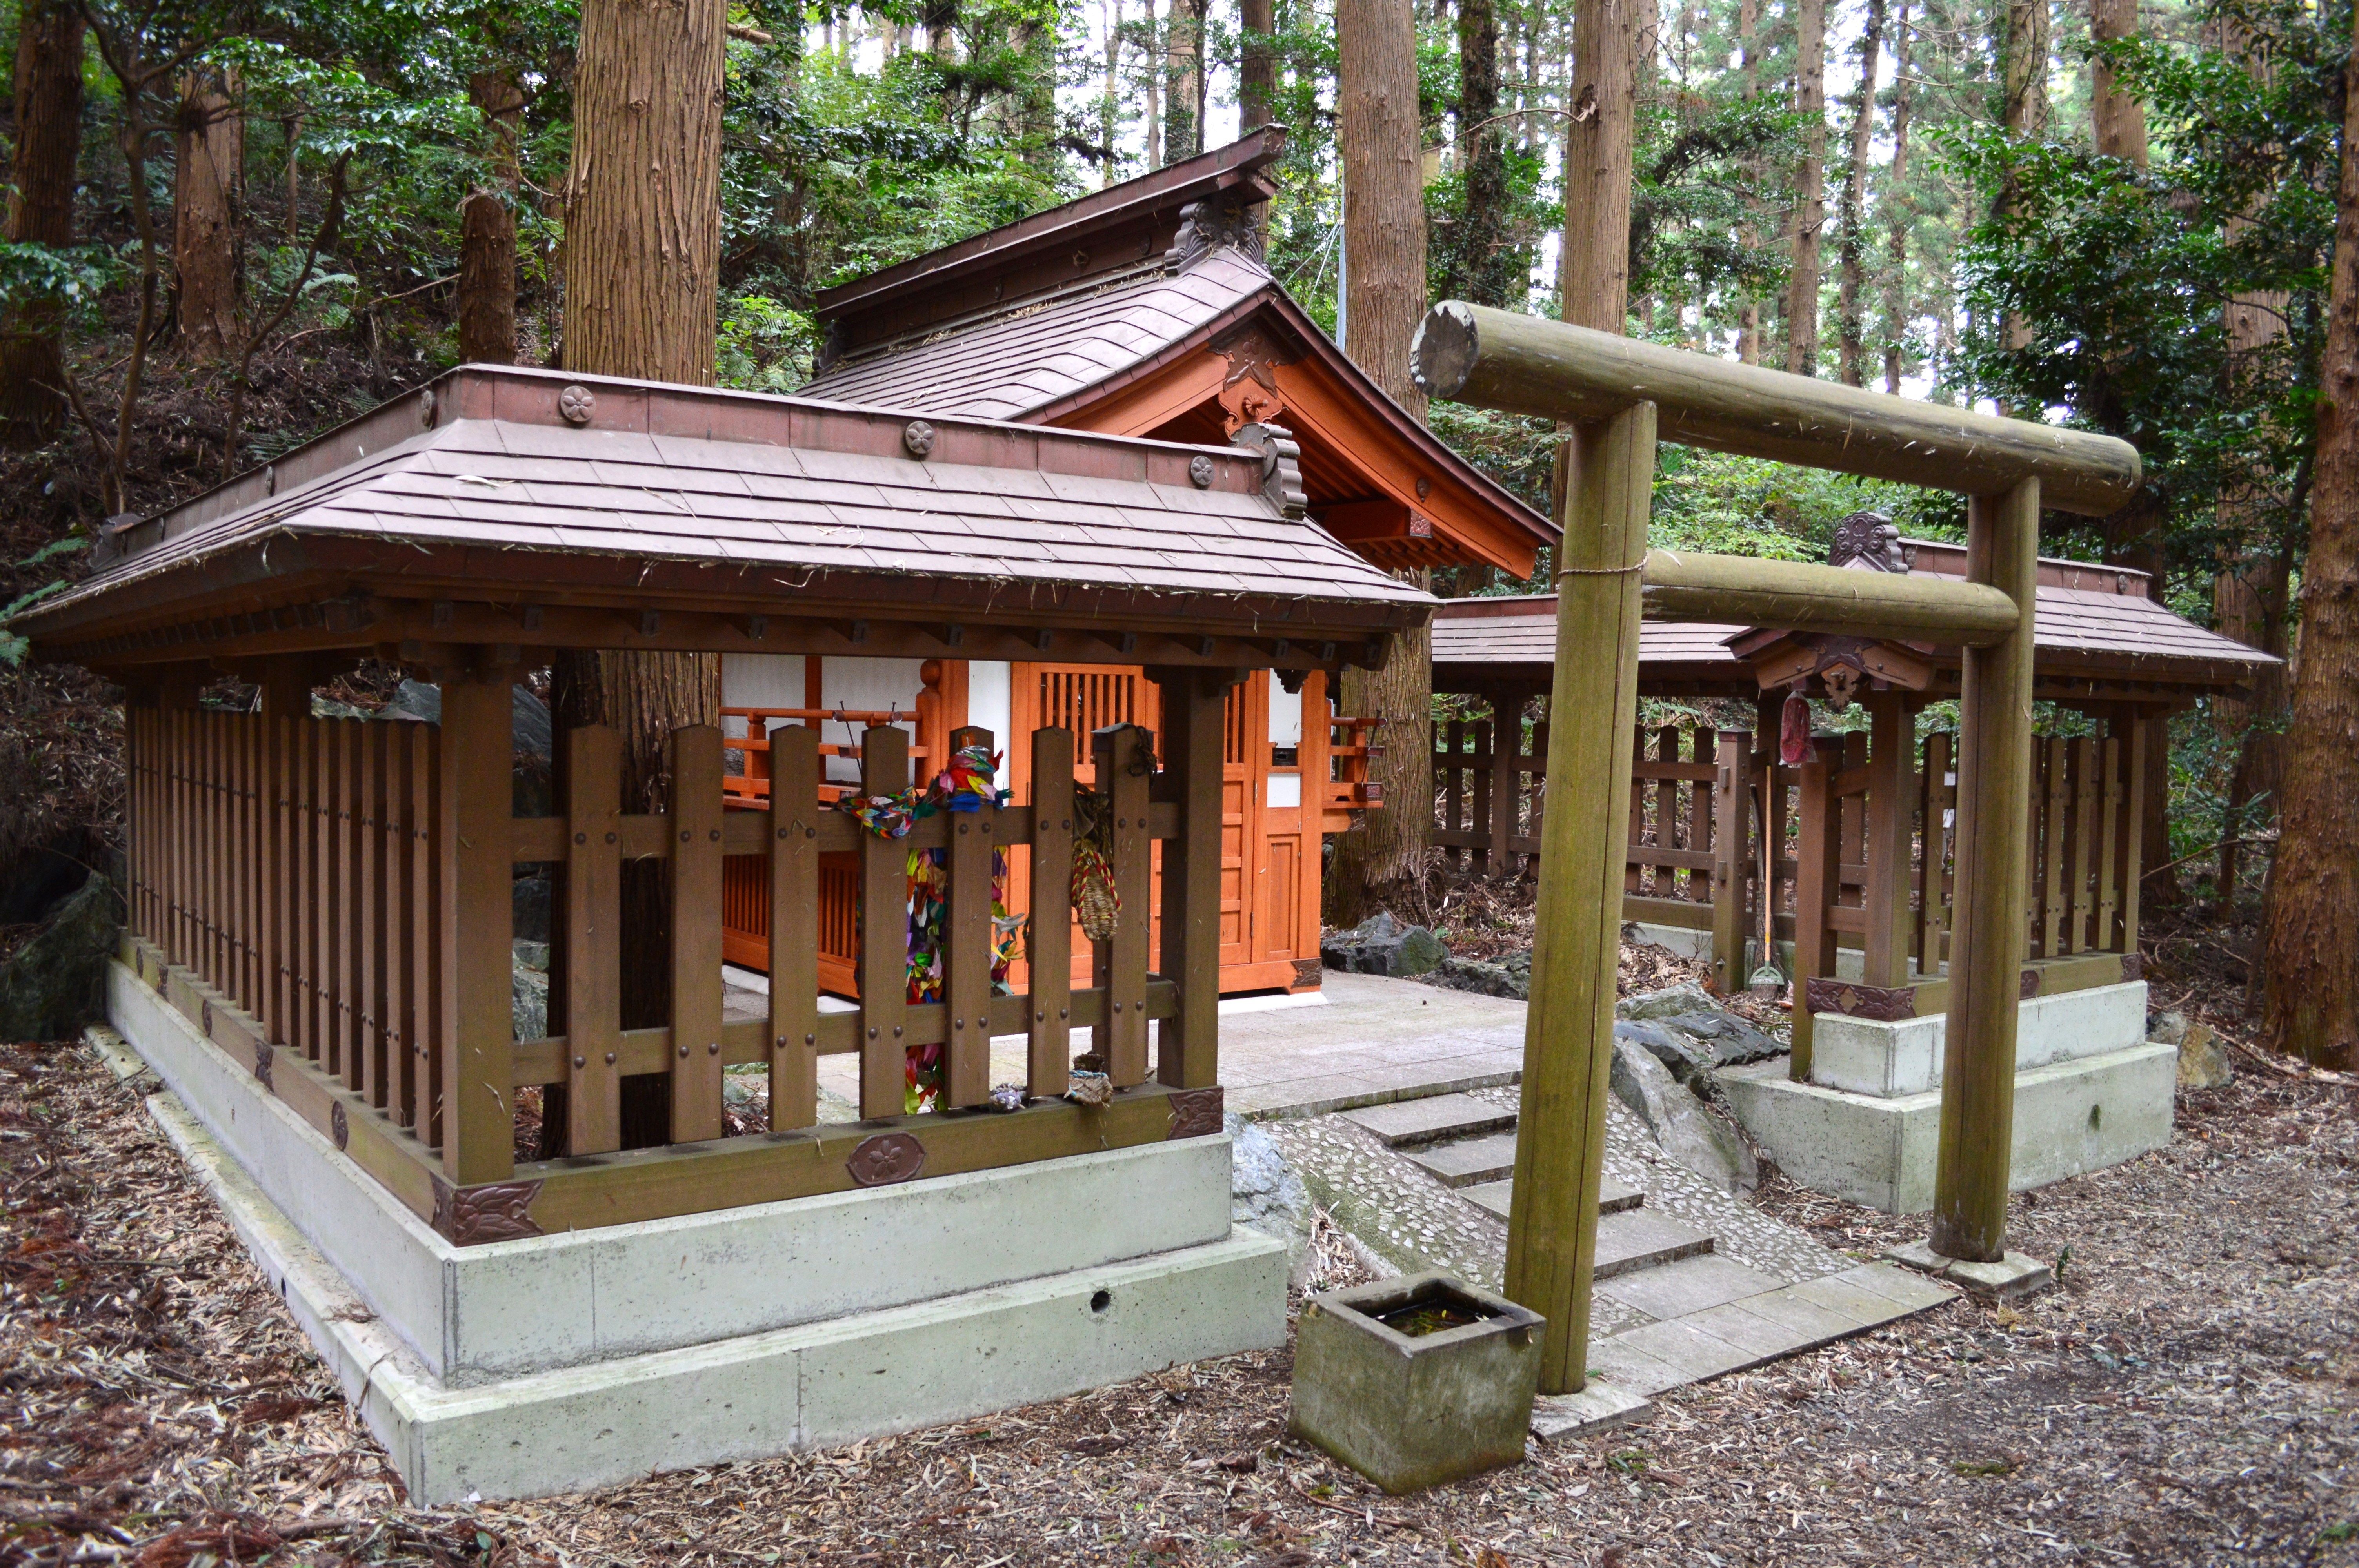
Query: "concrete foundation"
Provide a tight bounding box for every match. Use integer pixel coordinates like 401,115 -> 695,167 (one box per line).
1810,980 -> 2150,1098
1722,1038 -> 2176,1214
108,961 -> 1288,1501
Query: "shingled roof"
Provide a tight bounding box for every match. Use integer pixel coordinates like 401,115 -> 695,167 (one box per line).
800,131 -> 1556,577
1432,542 -> 2276,699
13,365 -> 1433,670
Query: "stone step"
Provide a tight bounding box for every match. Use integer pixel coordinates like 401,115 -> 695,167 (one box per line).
1592,1210 -> 1714,1281
1462,1176 -> 1642,1220
1407,1132 -> 1519,1188
1341,1092 -> 1518,1149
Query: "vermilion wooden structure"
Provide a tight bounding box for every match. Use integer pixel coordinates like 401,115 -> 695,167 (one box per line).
750,127 -> 1551,996
13,366 -> 1430,1242
1427,538 -> 2274,1066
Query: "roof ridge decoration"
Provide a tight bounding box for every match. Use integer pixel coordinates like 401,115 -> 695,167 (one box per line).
1167,194 -> 1269,272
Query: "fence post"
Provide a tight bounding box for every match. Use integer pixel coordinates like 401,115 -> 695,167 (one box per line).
1789,753 -> 1840,1081
1710,729 -> 1749,992
1862,692 -> 1917,988
669,724 -> 727,1142
1149,668 -> 1235,1091
767,723 -> 821,1131
1931,477 -> 2040,1263
1092,723 -> 1153,1087
1027,727 -> 1076,1098
856,724 -> 911,1119
440,672 -> 516,1186
565,725 -> 624,1154
944,724 -> 1000,1109
1503,399 -> 1656,1397
1486,690 -> 1519,876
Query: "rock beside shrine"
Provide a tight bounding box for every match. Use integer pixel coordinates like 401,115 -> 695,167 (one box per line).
0,874 -> 124,1042
1608,1033 -> 1759,1195
1321,912 -> 1447,978
512,940 -> 549,1043
1227,1112 -> 1315,1288
1430,949 -> 1531,999
1615,984 -> 1784,1071
2152,1012 -> 2235,1089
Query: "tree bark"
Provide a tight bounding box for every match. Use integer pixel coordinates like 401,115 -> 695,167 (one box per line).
560,0 -> 728,1143
2001,0 -> 2050,136
458,70 -> 524,365
563,0 -> 723,385
0,0 -> 85,448
1836,0 -> 1886,387
1240,0 -> 1275,130
1881,0 -> 1912,392
2089,0 -> 2147,166
1165,0 -> 1205,162
1784,0 -> 1826,376
1445,0 -> 1518,307
1736,0 -> 1761,363
2262,0 -> 2359,1071
174,69 -> 244,361
1144,0 -> 1163,169
1329,0 -> 1434,924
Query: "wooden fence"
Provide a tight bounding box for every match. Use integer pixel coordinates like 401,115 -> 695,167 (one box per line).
123,676 -> 1231,1240
1431,702 -> 2149,1009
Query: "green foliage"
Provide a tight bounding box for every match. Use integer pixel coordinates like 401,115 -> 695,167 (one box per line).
0,242 -> 128,327
1650,447 -> 1937,560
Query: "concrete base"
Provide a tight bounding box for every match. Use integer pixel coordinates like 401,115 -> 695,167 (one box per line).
1721,1041 -> 2177,1214
1626,922 -> 1714,962
106,959 -> 1289,1502
1884,1240 -> 2054,1300
1811,981 -> 2149,1097
147,1091 -> 1285,1504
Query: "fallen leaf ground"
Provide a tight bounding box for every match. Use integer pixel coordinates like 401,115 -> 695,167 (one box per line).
4,1029 -> 2354,1568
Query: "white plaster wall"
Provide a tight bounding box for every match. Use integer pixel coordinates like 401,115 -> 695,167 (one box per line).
1267,679 -> 1302,746
968,661 -> 1011,789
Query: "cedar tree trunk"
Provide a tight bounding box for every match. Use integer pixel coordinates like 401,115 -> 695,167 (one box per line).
1784,0 -> 1825,376
2262,0 -> 2359,1071
1880,0 -> 1912,392
2090,0 -> 2147,166
1328,0 -> 1434,925
0,0 -> 85,448
559,0 -> 728,1143
174,69 -> 244,360
1446,0 -> 1519,307
458,70 -> 525,365
1836,0 -> 1885,387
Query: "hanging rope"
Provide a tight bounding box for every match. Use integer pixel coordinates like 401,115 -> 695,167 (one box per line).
1070,781 -> 1121,942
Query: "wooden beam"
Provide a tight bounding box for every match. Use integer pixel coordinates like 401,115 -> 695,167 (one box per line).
1639,551 -> 2019,645
1411,302 -> 2141,515
1931,478 -> 2041,1263
564,725 -> 624,1154
766,724 -> 821,1132
1861,693 -> 1917,988
1147,668 -> 1235,1089
1503,400 -> 1655,1397
439,675 -> 516,1184
1026,728 -> 1076,1098
668,725 -> 727,1142
856,724 -> 910,1119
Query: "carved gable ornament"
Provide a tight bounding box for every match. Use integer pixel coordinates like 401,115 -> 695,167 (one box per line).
1167,196 -> 1266,270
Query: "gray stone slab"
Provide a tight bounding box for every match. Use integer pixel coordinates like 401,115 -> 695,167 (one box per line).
1784,1270 -> 1920,1328
1680,1295 -> 1854,1362
1584,1334 -> 1690,1397
1603,1318 -> 1754,1385
1598,1254 -> 1784,1320
1530,1381 -> 1653,1441
1841,1258 -> 1966,1310
1342,1092 -> 1518,1148
1408,1133 -> 1519,1188
1594,1209 -> 1714,1280
1461,1176 -> 1641,1220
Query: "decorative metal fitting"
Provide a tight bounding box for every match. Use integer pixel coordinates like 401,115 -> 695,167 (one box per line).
903,419 -> 936,458
1189,454 -> 1216,488
558,384 -> 597,425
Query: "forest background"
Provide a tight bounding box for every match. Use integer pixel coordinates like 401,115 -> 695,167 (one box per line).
0,0 -> 2341,1037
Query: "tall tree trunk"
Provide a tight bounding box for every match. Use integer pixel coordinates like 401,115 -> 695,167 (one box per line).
561,0 -> 727,1142
2262,0 -> 2359,1070
1144,0 -> 1163,169
1240,0 -> 1275,129
1105,0 -> 1127,187
2001,0 -> 2050,135
0,0 -> 85,449
1836,0 -> 1886,387
1165,0 -> 1205,161
1446,0 -> 1517,306
174,69 -> 244,360
1328,0 -> 1433,924
1881,0 -> 1912,392
2089,0 -> 2147,165
1784,0 -> 1826,376
458,70 -> 525,365
1736,0 -> 1761,363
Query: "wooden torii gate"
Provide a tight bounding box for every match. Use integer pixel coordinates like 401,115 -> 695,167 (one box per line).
1412,303 -> 2144,1395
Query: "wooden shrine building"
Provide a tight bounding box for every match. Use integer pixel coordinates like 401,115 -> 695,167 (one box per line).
735,126 -> 1554,996
1427,515 -> 2274,1059
11,365 -> 1430,1500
